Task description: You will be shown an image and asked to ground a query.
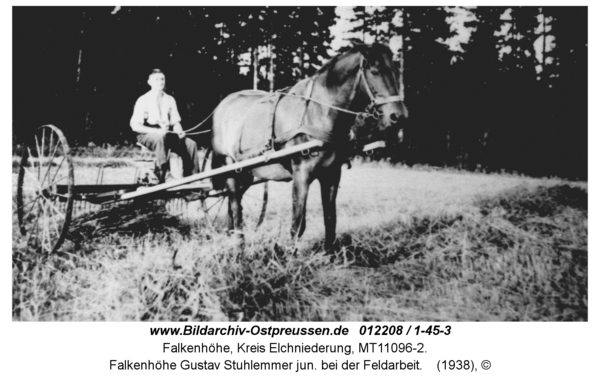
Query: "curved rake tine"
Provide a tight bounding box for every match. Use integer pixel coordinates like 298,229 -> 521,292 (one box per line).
205,197 -> 226,212
213,198 -> 226,226
40,197 -> 50,251
180,199 -> 187,216
45,197 -> 61,239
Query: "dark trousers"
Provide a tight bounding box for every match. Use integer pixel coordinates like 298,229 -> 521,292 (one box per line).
137,132 -> 199,178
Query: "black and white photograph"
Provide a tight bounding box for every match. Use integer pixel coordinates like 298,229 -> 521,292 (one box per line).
12,5 -> 587,323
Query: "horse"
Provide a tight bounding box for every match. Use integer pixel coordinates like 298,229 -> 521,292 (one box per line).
210,41 -> 408,250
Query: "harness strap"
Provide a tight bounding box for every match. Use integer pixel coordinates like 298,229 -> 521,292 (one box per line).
373,95 -> 404,106
357,66 -> 377,105
304,78 -> 315,103
357,57 -> 404,108
269,92 -> 285,148
277,92 -> 364,116
272,79 -> 337,144
299,78 -> 316,127
276,125 -> 335,144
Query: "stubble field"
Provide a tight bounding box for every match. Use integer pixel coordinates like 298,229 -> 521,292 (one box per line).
12,151 -> 588,321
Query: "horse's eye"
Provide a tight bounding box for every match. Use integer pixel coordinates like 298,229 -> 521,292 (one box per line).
370,69 -> 380,76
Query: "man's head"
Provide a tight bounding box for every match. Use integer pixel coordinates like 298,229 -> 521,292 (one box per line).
147,69 -> 166,91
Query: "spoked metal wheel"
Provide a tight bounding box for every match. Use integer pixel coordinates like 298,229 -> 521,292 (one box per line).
16,125 -> 74,254
200,148 -> 268,230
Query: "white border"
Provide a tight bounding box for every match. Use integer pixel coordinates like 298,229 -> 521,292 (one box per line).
4,2 -> 597,378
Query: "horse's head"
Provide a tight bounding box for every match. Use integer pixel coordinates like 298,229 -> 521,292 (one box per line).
352,42 -> 408,144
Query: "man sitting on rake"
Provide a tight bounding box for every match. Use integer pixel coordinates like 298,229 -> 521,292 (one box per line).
130,68 -> 199,183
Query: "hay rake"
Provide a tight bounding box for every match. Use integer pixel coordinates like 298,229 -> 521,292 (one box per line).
15,125 -> 327,254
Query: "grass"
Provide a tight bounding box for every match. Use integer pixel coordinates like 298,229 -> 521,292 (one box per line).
12,153 -> 587,321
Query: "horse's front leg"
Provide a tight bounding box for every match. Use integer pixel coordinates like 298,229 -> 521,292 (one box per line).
291,167 -> 311,240
319,166 -> 341,250
226,174 -> 245,252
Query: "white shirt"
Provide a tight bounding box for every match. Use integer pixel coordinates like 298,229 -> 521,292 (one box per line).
130,91 -> 181,128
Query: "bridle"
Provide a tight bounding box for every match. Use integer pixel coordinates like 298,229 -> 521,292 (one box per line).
278,54 -> 404,120
353,55 -> 404,120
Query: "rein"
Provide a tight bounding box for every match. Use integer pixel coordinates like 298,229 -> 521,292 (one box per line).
279,92 -> 364,116
181,109 -> 216,136
180,52 -> 403,135
276,55 -> 403,120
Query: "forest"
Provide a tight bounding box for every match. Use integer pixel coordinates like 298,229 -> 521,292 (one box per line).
12,6 -> 587,179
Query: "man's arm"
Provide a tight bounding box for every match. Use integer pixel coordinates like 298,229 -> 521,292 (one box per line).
170,96 -> 186,139
131,123 -> 168,135
172,122 -> 183,134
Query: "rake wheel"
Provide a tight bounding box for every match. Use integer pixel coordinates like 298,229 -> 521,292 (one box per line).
16,125 -> 74,254
200,148 -> 268,230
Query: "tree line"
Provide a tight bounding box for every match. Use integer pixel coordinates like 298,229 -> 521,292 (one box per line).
12,6 -> 587,179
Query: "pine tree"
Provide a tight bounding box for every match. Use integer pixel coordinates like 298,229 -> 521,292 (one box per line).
394,6 -> 457,166
457,6 -> 506,170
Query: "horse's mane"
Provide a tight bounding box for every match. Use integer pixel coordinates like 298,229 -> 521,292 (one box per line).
315,46 -> 353,76
316,42 -> 395,87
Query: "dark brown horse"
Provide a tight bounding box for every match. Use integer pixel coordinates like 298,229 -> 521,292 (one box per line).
210,42 -> 407,249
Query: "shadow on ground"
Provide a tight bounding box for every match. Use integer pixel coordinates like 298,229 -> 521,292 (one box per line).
68,200 -> 191,243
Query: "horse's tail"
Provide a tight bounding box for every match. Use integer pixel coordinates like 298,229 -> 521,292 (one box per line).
210,150 -> 228,191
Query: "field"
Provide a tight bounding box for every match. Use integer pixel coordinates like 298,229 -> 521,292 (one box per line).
12,151 -> 588,321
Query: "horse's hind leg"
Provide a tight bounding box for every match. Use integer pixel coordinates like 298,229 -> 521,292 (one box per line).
225,159 -> 245,251
210,152 -> 228,191
226,177 -> 241,231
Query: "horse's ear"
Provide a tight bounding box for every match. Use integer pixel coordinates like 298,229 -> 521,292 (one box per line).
351,40 -> 371,59
349,38 -> 363,47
